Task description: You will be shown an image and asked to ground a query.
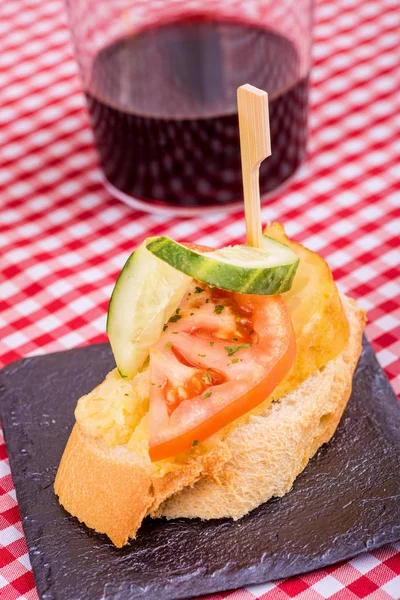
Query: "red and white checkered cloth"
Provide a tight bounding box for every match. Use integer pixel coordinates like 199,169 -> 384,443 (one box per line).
1,0 -> 399,598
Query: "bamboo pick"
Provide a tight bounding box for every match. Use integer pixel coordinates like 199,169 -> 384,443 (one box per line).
237,84 -> 271,248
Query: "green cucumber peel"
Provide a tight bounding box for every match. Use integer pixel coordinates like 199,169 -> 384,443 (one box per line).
107,241 -> 191,380
146,235 -> 299,296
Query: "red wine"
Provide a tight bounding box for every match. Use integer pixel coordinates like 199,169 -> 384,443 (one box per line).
86,20 -> 309,209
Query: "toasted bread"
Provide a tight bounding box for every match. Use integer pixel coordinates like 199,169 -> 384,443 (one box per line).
54,423 -> 231,547
156,295 -> 365,520
55,295 -> 365,546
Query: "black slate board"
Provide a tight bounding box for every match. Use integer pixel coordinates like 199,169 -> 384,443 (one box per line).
0,336 -> 399,600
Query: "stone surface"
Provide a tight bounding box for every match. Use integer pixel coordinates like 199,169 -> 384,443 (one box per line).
0,336 -> 399,600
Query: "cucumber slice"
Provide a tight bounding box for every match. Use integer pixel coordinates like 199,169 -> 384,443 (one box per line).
146,235 -> 299,295
107,241 -> 192,380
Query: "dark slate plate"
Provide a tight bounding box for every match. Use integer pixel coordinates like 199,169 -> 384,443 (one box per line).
0,336 -> 399,600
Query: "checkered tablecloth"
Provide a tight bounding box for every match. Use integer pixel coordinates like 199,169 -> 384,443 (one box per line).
1,0 -> 399,597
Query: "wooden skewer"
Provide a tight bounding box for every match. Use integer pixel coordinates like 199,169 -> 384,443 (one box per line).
237,84 -> 271,248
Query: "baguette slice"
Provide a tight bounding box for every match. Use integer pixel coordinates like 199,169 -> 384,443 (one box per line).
55,425 -> 231,547
55,295 -> 365,546
156,295 -> 366,520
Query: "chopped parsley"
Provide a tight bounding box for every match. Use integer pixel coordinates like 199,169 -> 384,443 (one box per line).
169,314 -> 182,323
203,391 -> 212,399
194,286 -> 204,294
198,353 -> 206,358
210,341 -> 215,346
224,343 -> 252,357
205,298 -> 210,303
192,440 -> 199,447
214,305 -> 224,314
172,331 -> 178,334
190,312 -> 194,316
163,324 -> 168,331
124,393 -> 129,396
231,358 -> 239,364
233,337 -> 238,342
165,342 -> 172,350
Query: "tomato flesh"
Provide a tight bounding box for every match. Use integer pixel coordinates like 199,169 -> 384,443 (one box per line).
149,279 -> 295,462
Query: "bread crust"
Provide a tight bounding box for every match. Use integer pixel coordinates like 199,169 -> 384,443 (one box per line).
55,426 -> 154,547
156,295 -> 366,520
55,423 -> 231,547
55,295 -> 365,545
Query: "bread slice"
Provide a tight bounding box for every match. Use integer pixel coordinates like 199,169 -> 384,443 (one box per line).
54,423 -> 231,547
55,295 -> 365,546
156,295 -> 365,520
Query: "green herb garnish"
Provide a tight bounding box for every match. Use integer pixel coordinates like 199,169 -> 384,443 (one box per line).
169,314 -> 182,323
165,342 -> 172,350
214,305 -> 224,314
203,391 -> 212,399
210,341 -> 215,346
224,343 -> 252,357
194,286 -> 204,294
192,440 -> 199,447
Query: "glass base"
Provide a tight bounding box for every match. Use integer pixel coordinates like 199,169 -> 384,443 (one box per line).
103,162 -> 304,217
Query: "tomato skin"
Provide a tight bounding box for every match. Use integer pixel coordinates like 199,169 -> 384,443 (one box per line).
148,284 -> 296,462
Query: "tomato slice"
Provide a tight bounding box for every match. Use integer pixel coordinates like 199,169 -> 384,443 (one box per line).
148,276 -> 296,462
